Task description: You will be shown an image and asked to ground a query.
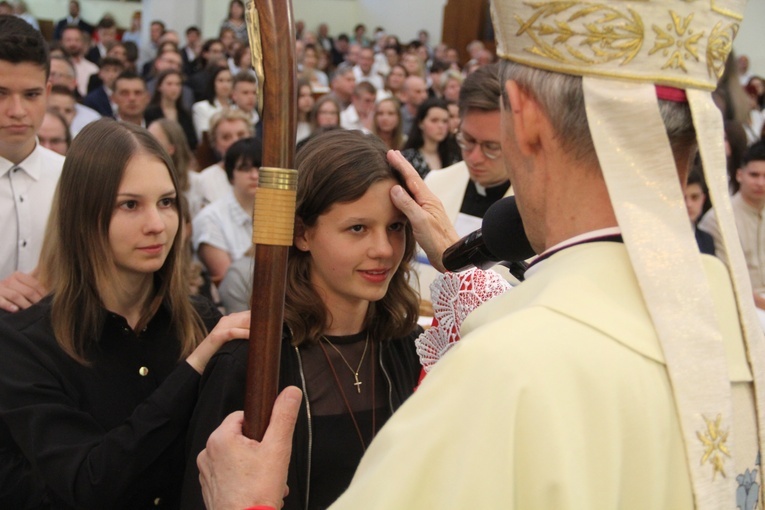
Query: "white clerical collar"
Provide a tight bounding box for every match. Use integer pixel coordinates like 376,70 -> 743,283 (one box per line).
525,227 -> 622,278
540,227 -> 622,258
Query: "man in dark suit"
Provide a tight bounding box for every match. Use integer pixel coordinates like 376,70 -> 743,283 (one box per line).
85,17 -> 117,65
53,0 -> 93,40
182,26 -> 202,76
83,57 -> 125,118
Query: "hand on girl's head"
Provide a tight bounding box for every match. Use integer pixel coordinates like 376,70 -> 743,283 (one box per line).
385,150 -> 459,271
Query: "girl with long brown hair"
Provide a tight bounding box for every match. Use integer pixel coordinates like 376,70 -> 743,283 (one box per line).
402,97 -> 461,178
372,96 -> 405,150
0,119 -> 249,508
145,69 -> 198,150
182,129 -> 422,510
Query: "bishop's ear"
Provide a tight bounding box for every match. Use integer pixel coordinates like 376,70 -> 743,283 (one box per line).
505,80 -> 543,157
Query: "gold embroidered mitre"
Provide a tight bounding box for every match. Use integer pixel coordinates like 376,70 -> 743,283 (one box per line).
491,1 -> 765,510
491,0 -> 745,90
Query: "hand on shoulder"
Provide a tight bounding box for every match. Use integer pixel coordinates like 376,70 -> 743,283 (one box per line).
0,271 -> 47,313
186,310 -> 251,374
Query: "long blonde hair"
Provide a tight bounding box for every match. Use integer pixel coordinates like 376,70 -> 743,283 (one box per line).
50,119 -> 207,364
149,118 -> 197,189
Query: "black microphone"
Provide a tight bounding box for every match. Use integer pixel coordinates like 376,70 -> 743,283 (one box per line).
441,197 -> 535,276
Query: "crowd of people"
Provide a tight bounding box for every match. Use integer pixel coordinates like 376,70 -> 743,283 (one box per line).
0,3 -> 497,508
1,0 -> 765,508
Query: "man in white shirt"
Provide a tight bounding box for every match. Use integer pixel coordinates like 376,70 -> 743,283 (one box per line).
0,16 -> 65,313
340,82 -> 376,133
230,72 -> 261,130
60,24 -> 98,98
352,47 -> 383,91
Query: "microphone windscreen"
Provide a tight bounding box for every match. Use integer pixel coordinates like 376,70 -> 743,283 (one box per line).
482,196 -> 536,262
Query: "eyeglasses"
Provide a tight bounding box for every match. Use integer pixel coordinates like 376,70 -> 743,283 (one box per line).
456,132 -> 502,160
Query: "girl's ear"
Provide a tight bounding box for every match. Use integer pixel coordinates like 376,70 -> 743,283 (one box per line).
293,218 -> 309,252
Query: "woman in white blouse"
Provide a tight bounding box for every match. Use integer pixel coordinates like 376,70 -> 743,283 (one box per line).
192,67 -> 233,141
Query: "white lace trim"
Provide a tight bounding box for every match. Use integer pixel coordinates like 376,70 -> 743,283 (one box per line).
416,268 -> 512,372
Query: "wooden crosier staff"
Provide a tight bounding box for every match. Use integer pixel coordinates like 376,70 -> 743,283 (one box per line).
243,0 -> 297,441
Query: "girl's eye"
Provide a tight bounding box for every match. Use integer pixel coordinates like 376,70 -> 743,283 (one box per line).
389,222 -> 405,232
159,197 -> 177,208
349,225 -> 365,233
120,200 -> 138,210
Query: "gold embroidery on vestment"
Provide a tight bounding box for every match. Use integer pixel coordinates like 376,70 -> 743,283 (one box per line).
697,414 -> 731,480
515,2 -> 644,66
649,11 -> 703,72
706,19 -> 739,78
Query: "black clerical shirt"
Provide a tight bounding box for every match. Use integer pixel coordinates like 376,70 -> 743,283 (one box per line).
460,180 -> 512,218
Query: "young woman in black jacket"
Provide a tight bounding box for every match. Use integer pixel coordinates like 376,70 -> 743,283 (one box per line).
182,129 -> 423,509
0,119 -> 250,508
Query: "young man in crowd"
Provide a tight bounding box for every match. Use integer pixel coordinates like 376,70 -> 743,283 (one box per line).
0,16 -> 65,313
700,141 -> 765,327
230,72 -> 260,131
340,81 -> 376,133
111,71 -> 149,126
83,57 -> 125,118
